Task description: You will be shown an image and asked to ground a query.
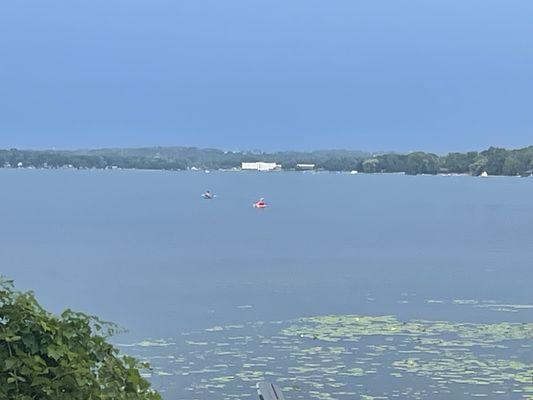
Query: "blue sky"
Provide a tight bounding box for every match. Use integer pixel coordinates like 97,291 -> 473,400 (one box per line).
0,0 -> 532,153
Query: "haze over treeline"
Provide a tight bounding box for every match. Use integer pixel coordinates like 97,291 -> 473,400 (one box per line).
1,146 -> 533,176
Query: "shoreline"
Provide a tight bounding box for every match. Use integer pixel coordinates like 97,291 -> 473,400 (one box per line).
1,166 -> 530,178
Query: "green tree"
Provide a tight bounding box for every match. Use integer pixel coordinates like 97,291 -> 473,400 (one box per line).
480,147 -> 508,175
361,158 -> 380,173
405,152 -> 439,175
502,155 -> 525,176
0,279 -> 161,400
441,152 -> 478,173
468,156 -> 488,176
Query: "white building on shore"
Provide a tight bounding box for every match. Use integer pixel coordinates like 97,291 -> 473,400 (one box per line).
241,162 -> 281,171
296,163 -> 315,170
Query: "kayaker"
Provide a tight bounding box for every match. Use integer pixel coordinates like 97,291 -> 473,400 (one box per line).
254,198 -> 267,208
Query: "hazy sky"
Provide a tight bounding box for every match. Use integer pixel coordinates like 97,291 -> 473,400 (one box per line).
1,1 -> 532,153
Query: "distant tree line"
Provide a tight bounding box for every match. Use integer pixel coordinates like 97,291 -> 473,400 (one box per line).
1,146 -> 532,176
363,146 -> 533,176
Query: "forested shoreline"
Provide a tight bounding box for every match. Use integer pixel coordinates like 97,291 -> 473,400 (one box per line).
1,146 -> 532,176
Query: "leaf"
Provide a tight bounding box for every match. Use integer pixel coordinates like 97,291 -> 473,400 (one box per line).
4,358 -> 17,370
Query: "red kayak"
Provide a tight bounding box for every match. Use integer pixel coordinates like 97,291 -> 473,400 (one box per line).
253,198 -> 268,208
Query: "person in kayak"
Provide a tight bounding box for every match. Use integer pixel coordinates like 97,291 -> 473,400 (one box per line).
253,198 -> 267,208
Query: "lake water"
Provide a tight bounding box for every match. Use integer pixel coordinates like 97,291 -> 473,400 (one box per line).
1,169 -> 532,399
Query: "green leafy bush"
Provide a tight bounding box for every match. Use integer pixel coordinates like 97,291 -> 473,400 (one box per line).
0,279 -> 161,400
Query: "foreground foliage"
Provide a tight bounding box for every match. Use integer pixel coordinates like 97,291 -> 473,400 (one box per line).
0,279 -> 161,400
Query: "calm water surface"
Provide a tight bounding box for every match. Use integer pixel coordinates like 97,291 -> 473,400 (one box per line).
1,169 -> 532,399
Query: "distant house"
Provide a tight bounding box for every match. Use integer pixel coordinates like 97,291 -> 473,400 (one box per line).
296,163 -> 315,170
241,162 -> 280,171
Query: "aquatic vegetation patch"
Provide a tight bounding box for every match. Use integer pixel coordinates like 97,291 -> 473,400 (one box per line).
426,298 -> 533,314
120,315 -> 532,400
